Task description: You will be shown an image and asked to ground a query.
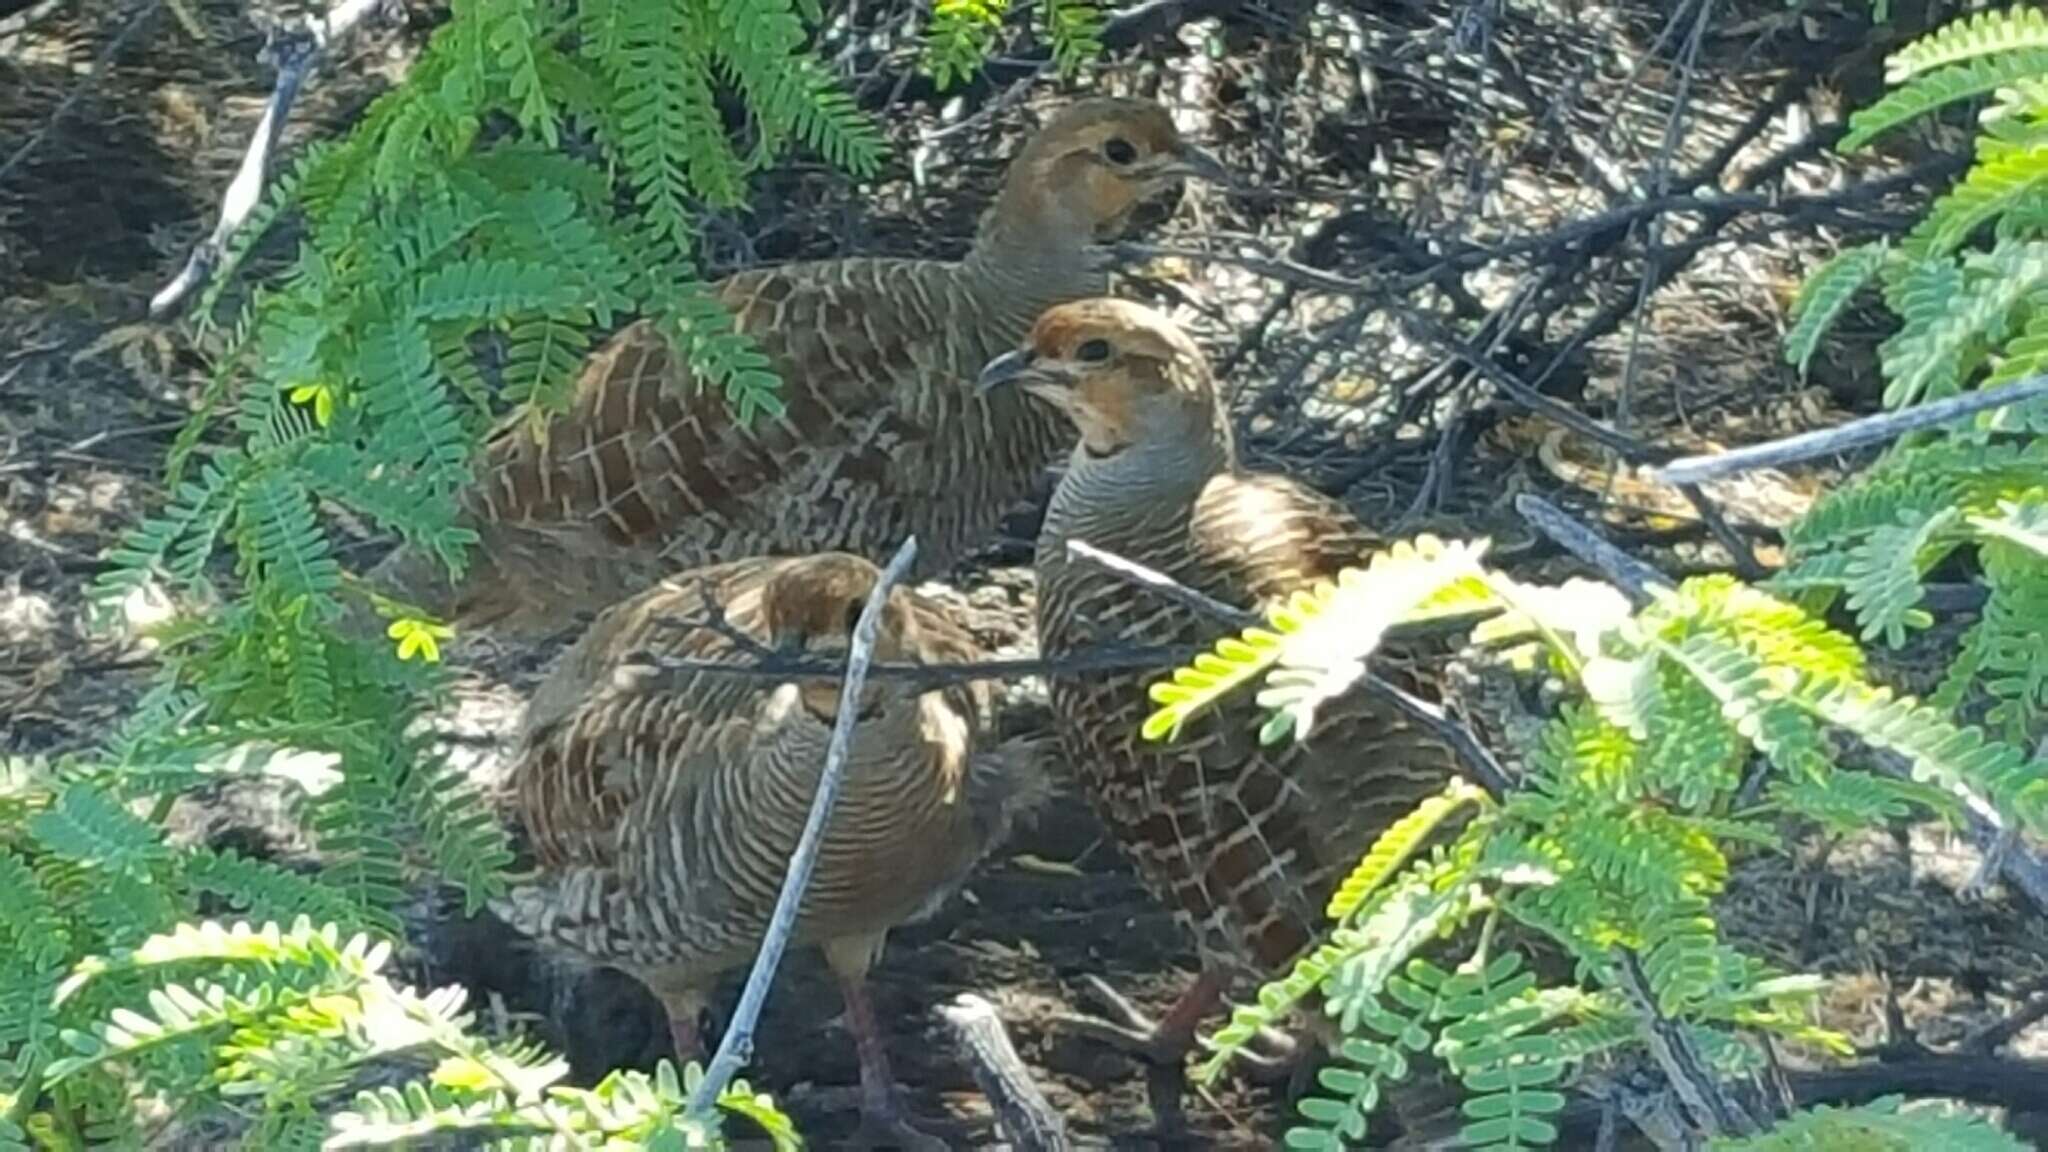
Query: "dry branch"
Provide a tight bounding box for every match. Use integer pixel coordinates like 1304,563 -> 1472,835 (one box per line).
1649,375 -> 2048,486
937,994 -> 1069,1151
683,535 -> 919,1118
148,0 -> 395,318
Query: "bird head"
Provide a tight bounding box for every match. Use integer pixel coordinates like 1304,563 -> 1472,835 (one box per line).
760,554 -> 919,725
1001,98 -> 1232,242
976,298 -> 1221,457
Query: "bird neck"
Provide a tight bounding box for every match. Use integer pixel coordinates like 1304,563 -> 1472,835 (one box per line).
961,189 -> 1110,324
1042,415 -> 1235,553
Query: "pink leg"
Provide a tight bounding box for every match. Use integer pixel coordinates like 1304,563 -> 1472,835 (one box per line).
835,971 -> 952,1150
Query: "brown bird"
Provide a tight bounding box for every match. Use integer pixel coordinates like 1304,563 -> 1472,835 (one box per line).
494,552 -> 1049,1148
368,99 -> 1229,636
978,299 -> 1465,1132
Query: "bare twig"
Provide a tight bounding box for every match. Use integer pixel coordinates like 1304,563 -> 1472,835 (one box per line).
149,0 -> 396,318
1512,493 -> 1672,602
1614,0 -> 1715,432
684,535 -> 920,1118
937,994 -> 1069,1151
1648,375 -> 2048,486
1063,539 -> 1259,629
1959,974 -> 2048,1057
1615,951 -> 1760,1138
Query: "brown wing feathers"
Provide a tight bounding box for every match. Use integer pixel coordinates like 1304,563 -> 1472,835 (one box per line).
367,98 -> 1222,635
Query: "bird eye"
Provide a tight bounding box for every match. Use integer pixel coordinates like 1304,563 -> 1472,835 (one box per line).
1074,339 -> 1113,363
1102,137 -> 1138,165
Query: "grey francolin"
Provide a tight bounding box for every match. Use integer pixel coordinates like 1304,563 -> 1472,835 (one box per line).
367,99 -> 1228,635
494,552 -> 1048,1147
979,299 -> 1466,1133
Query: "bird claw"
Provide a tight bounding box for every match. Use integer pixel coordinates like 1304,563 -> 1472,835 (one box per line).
849,1090 -> 959,1152
1060,973 -> 1301,1075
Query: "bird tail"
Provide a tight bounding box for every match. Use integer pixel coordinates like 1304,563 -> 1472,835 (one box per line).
966,730 -> 1059,850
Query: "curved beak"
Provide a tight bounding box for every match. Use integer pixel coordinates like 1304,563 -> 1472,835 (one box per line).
977,349 -> 1035,394
1160,144 -> 1232,188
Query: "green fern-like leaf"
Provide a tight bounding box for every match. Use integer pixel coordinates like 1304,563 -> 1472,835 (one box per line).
26,784 -> 166,876
1841,50 -> 2048,152
93,462 -> 240,607
1435,952 -> 1567,1150
238,471 -> 344,610
1798,676 -> 2048,834
1881,242 -> 2048,409
1715,1095 -> 2029,1151
1145,536 -> 1497,743
1884,6 -> 2048,83
1912,143 -> 2048,260
1042,0 -> 1106,78
661,283 -> 788,422
409,258 -> 582,323
1784,242 -> 1888,378
1843,504 -> 1962,646
924,0 -> 1009,90
1326,780 -> 1488,922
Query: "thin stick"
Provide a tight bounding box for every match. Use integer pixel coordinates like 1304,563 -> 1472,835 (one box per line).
684,535 -> 920,1118
1513,493 -> 1673,602
149,0 -> 393,318
1648,375 -> 2048,486
1063,539 -> 1259,629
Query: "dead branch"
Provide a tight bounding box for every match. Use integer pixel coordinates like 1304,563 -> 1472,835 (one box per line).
1512,493 -> 1671,600
684,535 -> 919,1119
1615,951 -> 1761,1139
1649,374 -> 2048,486
1786,1050 -> 2048,1119
937,994 -> 1069,1152
148,0 -> 397,319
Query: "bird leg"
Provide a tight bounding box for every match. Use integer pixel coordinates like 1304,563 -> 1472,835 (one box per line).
833,968 -> 955,1152
646,979 -> 712,1070
1058,970 -> 1308,1131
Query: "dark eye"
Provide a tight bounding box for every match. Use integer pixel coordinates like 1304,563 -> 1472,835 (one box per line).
1074,339 -> 1112,363
1102,137 -> 1138,165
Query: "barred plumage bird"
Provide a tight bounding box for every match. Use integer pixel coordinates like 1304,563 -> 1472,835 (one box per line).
494,552 -> 1049,1147
979,299 -> 1466,1130
369,99 -> 1227,635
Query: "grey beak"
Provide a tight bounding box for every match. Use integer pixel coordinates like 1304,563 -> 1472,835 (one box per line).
977,349 -> 1034,394
1161,144 -> 1232,189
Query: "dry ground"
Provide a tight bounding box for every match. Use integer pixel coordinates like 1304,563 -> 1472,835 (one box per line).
5,0 -> 2046,1146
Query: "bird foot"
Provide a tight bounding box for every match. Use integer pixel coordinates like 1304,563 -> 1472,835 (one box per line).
1058,973 -> 1300,1077
848,1088 -> 961,1152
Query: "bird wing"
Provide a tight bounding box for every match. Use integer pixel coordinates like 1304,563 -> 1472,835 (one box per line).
1186,470 -> 1384,602
466,260 -> 978,555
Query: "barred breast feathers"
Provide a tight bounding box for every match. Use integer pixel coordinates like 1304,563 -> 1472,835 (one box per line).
497,553 -> 1044,973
